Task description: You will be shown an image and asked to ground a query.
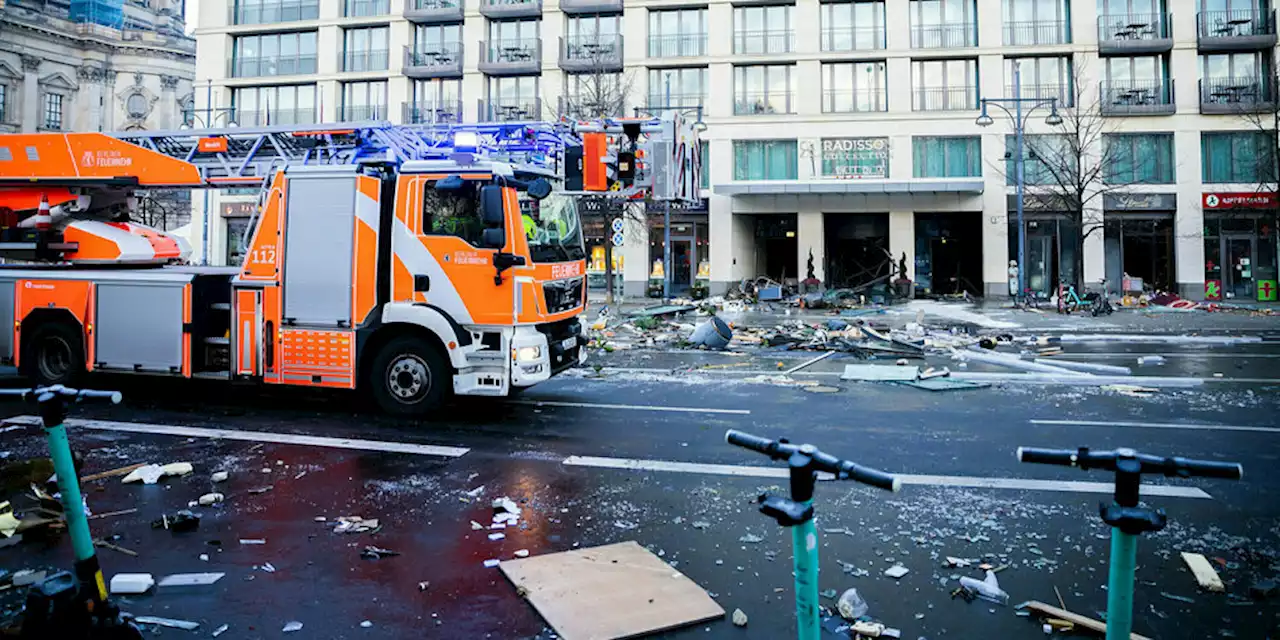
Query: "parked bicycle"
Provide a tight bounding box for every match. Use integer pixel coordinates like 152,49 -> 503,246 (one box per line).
1017,446 -> 1242,640
725,429 -> 899,640
1058,279 -> 1114,316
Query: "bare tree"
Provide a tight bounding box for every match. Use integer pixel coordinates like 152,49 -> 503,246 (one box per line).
1231,75 -> 1280,210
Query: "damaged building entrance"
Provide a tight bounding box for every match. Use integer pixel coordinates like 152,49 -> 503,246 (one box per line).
751,214 -> 798,283
824,213 -> 889,289
1103,195 -> 1177,295
915,212 -> 983,297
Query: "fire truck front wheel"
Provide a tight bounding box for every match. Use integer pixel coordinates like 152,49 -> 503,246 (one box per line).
369,336 -> 449,416
25,321 -> 85,387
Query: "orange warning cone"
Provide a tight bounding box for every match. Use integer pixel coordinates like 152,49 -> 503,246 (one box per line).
33,194 -> 51,231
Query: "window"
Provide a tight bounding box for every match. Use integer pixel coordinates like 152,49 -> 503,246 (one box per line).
823,61 -> 887,112
342,81 -> 387,120
490,19 -> 540,43
488,76 -> 540,120
0,84 -> 7,123
344,26 -> 390,72
1002,0 -> 1071,45
233,32 -> 318,77
1006,56 -> 1073,106
910,0 -> 978,48
1005,134 -> 1074,185
913,136 -> 980,177
1202,131 -> 1276,183
423,185 -> 483,246
43,93 -> 63,130
1201,52 -> 1272,104
734,6 -> 794,54
409,79 -> 462,123
1099,0 -> 1163,13
230,0 -> 319,24
1102,55 -> 1169,104
699,140 -> 709,189
415,24 -> 462,55
649,67 -> 707,108
912,58 -> 978,110
345,0 -> 388,17
734,65 -> 796,115
822,1 -> 886,51
1104,133 -> 1174,184
1198,0 -> 1273,37
565,72 -> 625,117
649,8 -> 707,57
232,85 -> 317,126
566,14 -> 620,40
733,140 -> 798,180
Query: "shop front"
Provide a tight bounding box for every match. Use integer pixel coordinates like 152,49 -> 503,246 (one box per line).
1202,192 -> 1279,302
1007,195 -> 1080,299
1102,193 -> 1176,295
914,212 -> 983,297
646,199 -> 710,295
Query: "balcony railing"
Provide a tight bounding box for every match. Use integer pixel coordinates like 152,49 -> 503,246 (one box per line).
480,99 -> 542,122
403,101 -> 463,124
344,49 -> 389,72
1100,79 -> 1175,116
345,0 -> 388,17
734,30 -> 795,55
821,26 -> 886,51
912,86 -> 977,111
1097,13 -> 1172,54
647,93 -> 704,109
559,0 -> 622,14
403,44 -> 463,78
479,38 -> 542,74
228,55 -> 317,78
404,0 -> 464,22
1198,9 -> 1278,51
560,96 -> 624,119
1200,76 -> 1277,114
341,104 -> 388,121
911,23 -> 976,48
1003,20 -> 1070,46
734,92 -> 794,115
479,0 -> 541,19
232,108 -> 317,126
1004,83 -> 1074,108
228,1 -> 319,25
560,35 -> 623,72
823,88 -> 888,113
648,34 -> 707,57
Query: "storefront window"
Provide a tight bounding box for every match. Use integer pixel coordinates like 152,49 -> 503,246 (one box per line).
225,218 -> 250,266
1203,214 -> 1280,300
1008,214 -> 1080,297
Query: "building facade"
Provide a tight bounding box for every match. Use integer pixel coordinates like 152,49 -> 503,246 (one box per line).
191,0 -> 1279,302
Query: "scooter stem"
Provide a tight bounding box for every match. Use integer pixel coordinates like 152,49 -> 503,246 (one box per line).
1106,528 -> 1137,640
792,514 -> 820,640
43,406 -> 108,604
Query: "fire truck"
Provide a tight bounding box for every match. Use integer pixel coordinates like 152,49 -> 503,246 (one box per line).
0,120 -> 597,415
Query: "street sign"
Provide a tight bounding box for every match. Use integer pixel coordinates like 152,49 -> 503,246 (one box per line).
610,218 -> 624,233
611,231 -> 624,247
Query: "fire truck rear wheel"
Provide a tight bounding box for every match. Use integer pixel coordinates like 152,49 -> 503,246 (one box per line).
27,322 -> 85,386
370,336 -> 448,416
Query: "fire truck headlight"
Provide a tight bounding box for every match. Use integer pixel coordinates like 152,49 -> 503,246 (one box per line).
516,346 -> 542,362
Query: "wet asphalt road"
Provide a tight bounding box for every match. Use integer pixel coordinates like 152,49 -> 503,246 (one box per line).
0,335 -> 1278,639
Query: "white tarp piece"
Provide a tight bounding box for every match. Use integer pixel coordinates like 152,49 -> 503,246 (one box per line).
841,364 -> 921,381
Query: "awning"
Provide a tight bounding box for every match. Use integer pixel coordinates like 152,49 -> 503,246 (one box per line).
713,179 -> 984,196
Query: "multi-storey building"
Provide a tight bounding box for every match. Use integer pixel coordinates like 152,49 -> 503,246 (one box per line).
191,0 -> 1279,303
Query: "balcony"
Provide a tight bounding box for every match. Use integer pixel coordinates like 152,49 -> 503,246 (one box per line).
1100,80 -> 1175,116
478,0 -> 541,19
1004,83 -> 1073,108
228,55 -> 317,78
912,86 -> 977,111
911,23 -> 977,48
822,88 -> 888,113
1199,9 -> 1278,51
734,30 -> 794,55
479,99 -> 542,122
1199,77 -> 1277,114
232,109 -> 317,127
1097,13 -> 1173,54
227,1 -> 319,25
821,26 -> 886,52
648,34 -> 707,57
403,101 -> 463,124
403,44 -> 463,78
734,92 -> 794,115
559,0 -> 622,15
559,35 -> 623,73
1003,20 -> 1070,46
345,0 -> 389,17
478,38 -> 541,75
341,104 -> 389,121
404,0 -> 464,23
647,93 -> 704,110
344,49 -> 390,72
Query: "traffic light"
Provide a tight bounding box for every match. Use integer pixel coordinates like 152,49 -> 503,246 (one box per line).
616,151 -> 635,185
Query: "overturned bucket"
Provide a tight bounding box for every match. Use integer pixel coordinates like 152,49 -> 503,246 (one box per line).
689,316 -> 733,350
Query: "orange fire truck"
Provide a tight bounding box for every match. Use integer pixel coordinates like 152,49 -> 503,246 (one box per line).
0,121 -> 592,415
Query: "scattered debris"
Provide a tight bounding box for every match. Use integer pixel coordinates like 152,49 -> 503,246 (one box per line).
1136,355 -> 1166,366
211,471 -> 229,483
731,608 -> 748,627
248,485 -> 273,495
239,539 -> 266,545
109,573 -> 154,595
465,485 -> 486,498
489,532 -> 506,541
261,563 -> 276,573
0,501 -> 19,537
1101,384 -> 1159,397
122,462 -> 192,485
360,620 -> 373,628
196,492 -> 224,506
1017,601 -> 1154,640
883,565 -> 909,579
514,549 -> 530,558
945,557 -> 972,568
151,510 -> 200,533
418,581 -> 430,591
1250,579 -> 1278,600
960,570 -> 1009,606
135,616 -> 200,631
88,508 -> 138,521
841,364 -> 919,382
1181,552 -> 1225,593
211,624 -> 229,637
361,546 -> 400,560
691,521 -> 710,530
493,497 -> 521,516
157,572 -> 224,587
738,533 -> 764,544
282,621 -> 304,633
837,588 -> 868,620
333,516 -> 380,534
471,521 -> 484,531
483,559 -> 500,568
93,538 -> 138,557
80,463 -> 148,483
1160,591 -> 1195,604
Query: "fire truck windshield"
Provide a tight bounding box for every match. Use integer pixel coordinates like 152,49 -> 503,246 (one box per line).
522,192 -> 585,264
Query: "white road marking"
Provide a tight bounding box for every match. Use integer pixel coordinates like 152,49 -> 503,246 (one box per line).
511,400 -> 750,415
1032,418 -> 1280,434
562,455 -> 1212,499
4,416 -> 469,458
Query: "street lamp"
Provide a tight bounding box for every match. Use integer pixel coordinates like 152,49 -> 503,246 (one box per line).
975,62 -> 1063,304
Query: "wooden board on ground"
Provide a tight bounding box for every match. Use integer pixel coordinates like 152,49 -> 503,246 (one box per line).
1180,552 -> 1225,593
500,540 -> 724,640
1018,601 -> 1153,640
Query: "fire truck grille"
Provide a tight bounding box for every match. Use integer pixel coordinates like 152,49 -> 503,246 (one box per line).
543,277 -> 584,314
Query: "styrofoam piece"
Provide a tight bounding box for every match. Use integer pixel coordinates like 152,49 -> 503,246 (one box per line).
157,572 -> 225,587
110,573 -> 155,594
840,364 -> 920,382
1032,358 -> 1133,375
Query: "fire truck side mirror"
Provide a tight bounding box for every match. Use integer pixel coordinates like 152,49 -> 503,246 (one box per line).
480,185 -> 505,227
527,178 -> 552,200
481,227 -> 506,249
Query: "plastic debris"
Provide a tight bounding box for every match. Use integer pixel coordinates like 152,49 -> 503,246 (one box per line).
261,562 -> 276,573
514,549 -> 530,558
738,533 -> 764,544
157,572 -> 224,587
240,539 -> 266,545
136,617 -> 200,631
418,581 -> 430,591
837,588 -> 869,620
109,573 -> 154,595
691,521 -> 710,530
471,521 -> 484,530
464,485 -> 486,498
361,545 -> 400,559
283,621 -> 303,633
123,462 -> 192,484
333,516 -> 379,534
360,620 -> 373,628
884,565 -> 910,579
1136,355 -> 1166,366
212,624 -> 229,637
689,317 -> 733,350
731,608 -> 748,627
211,471 -> 229,483
151,510 -> 200,533
1160,592 -> 1195,604
960,570 -> 1009,606
196,493 -> 225,506
483,559 -> 500,568
493,497 -> 521,516
489,532 -> 506,541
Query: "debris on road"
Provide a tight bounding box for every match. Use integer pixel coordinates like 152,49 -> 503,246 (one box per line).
135,616 -> 200,631
211,623 -> 229,637
80,463 -> 148,483
93,538 -> 137,557
195,492 -> 224,506
157,572 -> 224,587
418,581 -> 430,591
1250,579 -> 1278,600
211,471 -> 229,483
361,545 -> 400,559
1136,355 -> 1166,366
493,497 -> 521,517
731,608 -> 747,627
514,549 -> 530,558
471,520 -> 484,531
1101,384 -> 1158,397
959,570 -> 1009,605
1017,601 -> 1153,640
738,533 -> 764,544
151,510 -> 200,533
841,364 -> 919,382
88,508 -> 138,521
1181,552 -> 1225,593
499,541 -> 723,640
0,502 -> 19,537
282,621 -> 304,633
122,462 -> 192,484
489,532 -> 506,541
239,539 -> 266,545
109,573 -> 154,595
689,317 -> 733,350
483,559 -> 500,568
1160,591 -> 1196,604
260,563 -> 276,573
883,565 -> 909,579
333,516 -> 380,534
837,588 -> 868,620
